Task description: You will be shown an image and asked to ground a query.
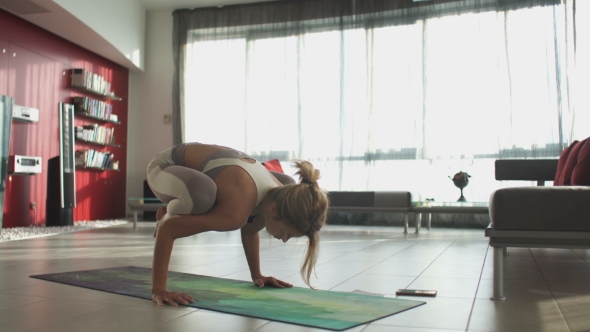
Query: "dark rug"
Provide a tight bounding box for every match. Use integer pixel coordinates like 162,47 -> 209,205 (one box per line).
31,266 -> 425,331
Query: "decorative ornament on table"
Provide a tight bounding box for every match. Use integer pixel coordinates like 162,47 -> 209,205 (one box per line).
449,171 -> 471,202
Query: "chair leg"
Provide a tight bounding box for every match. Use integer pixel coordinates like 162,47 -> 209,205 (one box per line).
503,247 -> 508,256
491,246 -> 506,301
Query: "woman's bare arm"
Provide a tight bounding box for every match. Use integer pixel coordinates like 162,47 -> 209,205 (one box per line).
239,215 -> 293,289
240,215 -> 266,280
151,178 -> 254,305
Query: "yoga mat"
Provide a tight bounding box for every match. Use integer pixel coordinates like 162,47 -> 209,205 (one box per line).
31,266 -> 425,331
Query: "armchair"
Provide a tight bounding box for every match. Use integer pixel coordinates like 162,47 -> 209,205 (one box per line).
486,138 -> 590,300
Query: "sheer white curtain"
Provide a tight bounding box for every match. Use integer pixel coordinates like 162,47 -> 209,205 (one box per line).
180,0 -> 583,202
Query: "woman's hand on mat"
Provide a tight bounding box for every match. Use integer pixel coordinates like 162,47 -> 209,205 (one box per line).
152,289 -> 194,306
253,275 -> 293,289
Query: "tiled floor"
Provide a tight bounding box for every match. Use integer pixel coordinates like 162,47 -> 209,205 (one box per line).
1,223 -> 590,332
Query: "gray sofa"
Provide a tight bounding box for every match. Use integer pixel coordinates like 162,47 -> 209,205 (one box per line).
328,191 -> 414,233
485,159 -> 590,300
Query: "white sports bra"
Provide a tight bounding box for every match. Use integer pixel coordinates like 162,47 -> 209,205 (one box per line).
202,158 -> 279,206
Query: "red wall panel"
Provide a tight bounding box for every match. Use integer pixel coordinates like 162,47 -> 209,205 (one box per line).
1,9 -> 129,227
0,39 -> 8,96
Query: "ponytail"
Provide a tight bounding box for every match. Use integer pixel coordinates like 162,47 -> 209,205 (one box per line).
265,160 -> 329,288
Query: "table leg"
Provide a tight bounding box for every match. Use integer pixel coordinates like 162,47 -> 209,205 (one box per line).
403,213 -> 409,234
415,213 -> 421,234
427,213 -> 431,230
133,211 -> 138,230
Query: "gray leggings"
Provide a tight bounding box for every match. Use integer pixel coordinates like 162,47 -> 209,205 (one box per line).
146,147 -> 217,217
146,146 -> 295,219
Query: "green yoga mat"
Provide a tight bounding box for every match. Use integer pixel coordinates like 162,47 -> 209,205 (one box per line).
31,266 -> 425,331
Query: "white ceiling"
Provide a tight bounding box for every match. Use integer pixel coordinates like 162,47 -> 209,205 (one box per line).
139,0 -> 274,11
0,0 -> 277,71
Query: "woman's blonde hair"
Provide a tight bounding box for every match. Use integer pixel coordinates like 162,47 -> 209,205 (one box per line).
265,160 -> 329,288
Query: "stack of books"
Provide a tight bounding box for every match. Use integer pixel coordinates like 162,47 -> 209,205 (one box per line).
75,149 -> 115,169
71,69 -> 113,96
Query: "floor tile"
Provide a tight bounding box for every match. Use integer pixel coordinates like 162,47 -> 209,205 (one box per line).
407,276 -> 480,299
280,270 -> 358,290
361,261 -> 430,277
25,302 -> 196,332
254,321 -> 365,332
0,293 -> 47,310
0,280 -> 88,299
157,309 -> 268,332
330,274 -> 417,295
364,325 -> 463,332
480,264 -> 544,281
468,298 -> 570,332
530,248 -> 580,258
0,298 -> 111,332
373,297 -> 472,330
420,263 -> 484,279
556,301 -> 590,332
547,280 -> 590,304
540,266 -> 590,282
1,223 -> 587,331
475,279 -> 554,302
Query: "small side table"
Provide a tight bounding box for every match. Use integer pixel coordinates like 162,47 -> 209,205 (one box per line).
412,202 -> 489,233
128,198 -> 166,229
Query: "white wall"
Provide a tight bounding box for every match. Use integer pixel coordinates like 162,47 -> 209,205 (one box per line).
54,0 -> 146,70
127,10 -> 175,214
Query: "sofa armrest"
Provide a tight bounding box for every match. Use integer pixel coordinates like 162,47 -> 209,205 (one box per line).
495,159 -> 558,185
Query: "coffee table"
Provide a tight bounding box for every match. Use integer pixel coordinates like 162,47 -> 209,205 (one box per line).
412,202 -> 489,233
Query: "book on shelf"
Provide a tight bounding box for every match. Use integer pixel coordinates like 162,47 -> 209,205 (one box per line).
73,96 -> 114,120
71,68 -> 114,96
75,124 -> 115,145
76,149 -> 114,169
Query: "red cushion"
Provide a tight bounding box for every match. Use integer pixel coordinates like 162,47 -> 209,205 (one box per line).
261,159 -> 284,173
554,141 -> 578,186
572,139 -> 590,185
557,140 -> 584,186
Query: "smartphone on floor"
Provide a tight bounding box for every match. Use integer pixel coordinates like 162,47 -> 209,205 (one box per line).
396,289 -> 437,297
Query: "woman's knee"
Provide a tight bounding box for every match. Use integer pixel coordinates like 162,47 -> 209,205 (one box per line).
187,178 -> 217,214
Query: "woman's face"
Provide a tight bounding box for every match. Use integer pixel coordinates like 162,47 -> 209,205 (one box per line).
265,216 -> 303,243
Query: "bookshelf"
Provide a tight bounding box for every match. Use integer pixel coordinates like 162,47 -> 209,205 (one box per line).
70,85 -> 122,101
70,68 -> 121,171
76,111 -> 120,124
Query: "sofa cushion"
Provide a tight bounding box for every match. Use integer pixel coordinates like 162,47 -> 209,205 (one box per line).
489,186 -> 590,231
554,140 -> 578,185
572,139 -> 590,185
554,137 -> 590,186
261,159 -> 284,173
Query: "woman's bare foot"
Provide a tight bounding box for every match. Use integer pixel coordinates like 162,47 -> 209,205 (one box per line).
154,206 -> 168,238
156,206 -> 167,221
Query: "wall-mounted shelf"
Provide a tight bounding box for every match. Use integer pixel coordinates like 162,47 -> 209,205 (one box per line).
76,148 -> 118,171
76,138 -> 120,148
70,85 -> 122,101
75,111 -> 120,124
70,69 -> 122,173
76,166 -> 119,172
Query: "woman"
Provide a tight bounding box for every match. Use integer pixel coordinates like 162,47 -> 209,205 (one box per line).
146,142 -> 329,306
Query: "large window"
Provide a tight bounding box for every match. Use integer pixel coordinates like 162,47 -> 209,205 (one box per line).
179,1 -> 585,202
